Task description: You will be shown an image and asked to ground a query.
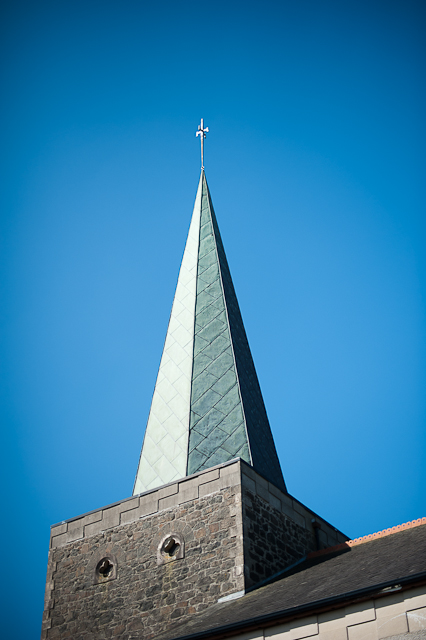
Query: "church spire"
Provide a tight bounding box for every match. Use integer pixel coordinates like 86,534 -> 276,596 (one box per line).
133,171 -> 285,495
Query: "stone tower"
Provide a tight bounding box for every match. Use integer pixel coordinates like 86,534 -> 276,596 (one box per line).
41,170 -> 347,640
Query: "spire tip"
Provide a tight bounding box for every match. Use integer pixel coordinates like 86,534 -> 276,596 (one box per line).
196,119 -> 209,169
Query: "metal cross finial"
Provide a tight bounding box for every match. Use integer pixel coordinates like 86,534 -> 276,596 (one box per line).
196,118 -> 209,169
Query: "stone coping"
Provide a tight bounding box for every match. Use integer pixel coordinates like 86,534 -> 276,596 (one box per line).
51,458 -> 242,528
49,459 -> 347,549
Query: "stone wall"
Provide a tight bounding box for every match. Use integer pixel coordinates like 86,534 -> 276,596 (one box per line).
42,462 -> 244,640
215,585 -> 426,640
240,462 -> 348,588
42,459 -> 347,639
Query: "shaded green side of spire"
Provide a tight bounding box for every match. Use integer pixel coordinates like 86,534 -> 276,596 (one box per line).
187,178 -> 250,474
187,174 -> 286,491
207,184 -> 286,490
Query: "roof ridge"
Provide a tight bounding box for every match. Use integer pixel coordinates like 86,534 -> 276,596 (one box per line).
307,517 -> 426,559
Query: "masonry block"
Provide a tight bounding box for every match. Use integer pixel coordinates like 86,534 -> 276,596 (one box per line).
101,505 -> 121,529
268,482 -> 283,499
293,500 -> 308,519
268,492 -> 281,511
255,474 -> 269,491
345,602 -> 376,626
317,629 -> 347,640
265,615 -> 318,639
159,492 -> 181,510
67,517 -> 83,532
120,497 -> 139,513
178,485 -> 199,503
65,525 -> 83,543
220,462 -> 242,478
157,482 -> 178,499
51,523 -> 67,537
242,475 -> 256,493
289,506 -> 306,528
136,496 -> 158,518
256,481 -> 270,502
179,475 -> 201,493
326,530 -> 339,547
199,478 -> 222,497
404,588 -> 426,611
318,529 -> 328,548
319,609 -> 344,631
234,564 -> 245,578
82,511 -> 102,526
229,524 -> 243,538
219,470 -> 240,490
281,492 -> 293,509
120,506 -> 140,525
241,463 -> 257,482
51,533 -> 67,548
347,620 -> 378,640
376,612 -> 408,638
198,468 -> 220,484
319,609 -> 348,638
84,520 -> 103,537
279,497 -> 294,519
375,592 -> 406,617
407,606 -> 426,632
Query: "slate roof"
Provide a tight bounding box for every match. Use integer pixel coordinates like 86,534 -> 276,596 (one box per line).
158,523 -> 426,640
134,171 -> 285,494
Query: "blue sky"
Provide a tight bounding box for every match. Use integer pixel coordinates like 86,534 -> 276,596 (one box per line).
1,1 -> 425,637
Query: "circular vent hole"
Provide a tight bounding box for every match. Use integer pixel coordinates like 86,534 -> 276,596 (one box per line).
98,558 -> 113,577
162,537 -> 180,557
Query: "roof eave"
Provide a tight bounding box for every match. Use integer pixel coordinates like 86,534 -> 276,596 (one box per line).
167,571 -> 426,640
